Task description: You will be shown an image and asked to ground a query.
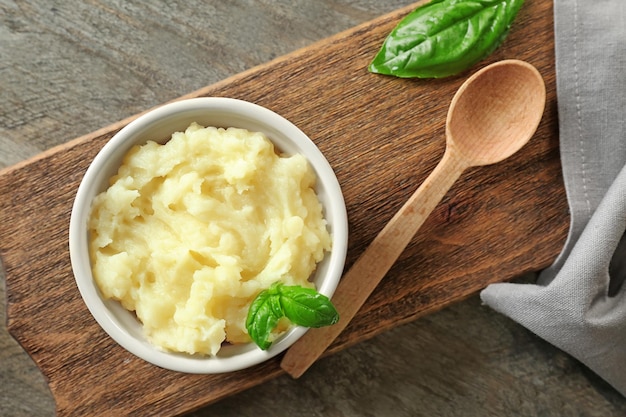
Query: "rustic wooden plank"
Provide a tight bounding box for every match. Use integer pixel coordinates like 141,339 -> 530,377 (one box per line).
0,1 -> 570,416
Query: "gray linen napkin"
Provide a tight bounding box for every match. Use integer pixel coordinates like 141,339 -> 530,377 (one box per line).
480,0 -> 626,395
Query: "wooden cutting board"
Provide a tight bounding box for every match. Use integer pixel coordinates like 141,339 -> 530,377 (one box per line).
0,1 -> 568,415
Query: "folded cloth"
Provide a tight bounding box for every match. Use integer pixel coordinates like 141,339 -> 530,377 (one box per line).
481,0 -> 626,396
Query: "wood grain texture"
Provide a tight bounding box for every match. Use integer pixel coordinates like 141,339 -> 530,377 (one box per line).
0,1 -> 578,415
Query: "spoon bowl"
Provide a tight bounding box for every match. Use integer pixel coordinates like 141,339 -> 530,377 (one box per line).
447,60 -> 546,166
281,59 -> 547,378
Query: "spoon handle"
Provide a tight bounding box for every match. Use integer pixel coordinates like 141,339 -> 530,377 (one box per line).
281,145 -> 470,378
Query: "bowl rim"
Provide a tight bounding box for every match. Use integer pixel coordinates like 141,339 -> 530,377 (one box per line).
69,97 -> 348,373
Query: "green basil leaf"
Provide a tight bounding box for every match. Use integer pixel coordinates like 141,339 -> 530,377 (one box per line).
245,284 -> 283,350
278,286 -> 339,328
368,0 -> 524,78
245,282 -> 339,350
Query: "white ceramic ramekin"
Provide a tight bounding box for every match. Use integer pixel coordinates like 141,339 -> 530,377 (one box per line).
69,97 -> 348,373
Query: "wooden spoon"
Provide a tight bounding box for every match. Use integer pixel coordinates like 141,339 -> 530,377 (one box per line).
281,59 -> 546,378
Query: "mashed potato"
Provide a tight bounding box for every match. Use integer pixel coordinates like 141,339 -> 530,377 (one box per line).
88,123 -> 331,356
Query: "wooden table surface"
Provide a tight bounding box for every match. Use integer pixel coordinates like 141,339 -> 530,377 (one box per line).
1,1 -> 625,416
